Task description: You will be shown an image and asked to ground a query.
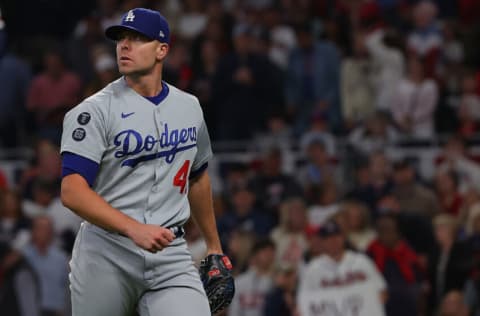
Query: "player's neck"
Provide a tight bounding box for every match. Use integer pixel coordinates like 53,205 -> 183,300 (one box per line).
125,69 -> 164,97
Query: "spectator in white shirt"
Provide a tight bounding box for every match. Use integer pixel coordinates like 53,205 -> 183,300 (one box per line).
391,56 -> 438,138
228,239 -> 275,316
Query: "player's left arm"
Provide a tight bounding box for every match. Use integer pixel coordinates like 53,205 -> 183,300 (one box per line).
188,170 -> 222,254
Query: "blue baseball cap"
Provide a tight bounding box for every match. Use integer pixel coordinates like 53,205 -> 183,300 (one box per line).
105,8 -> 170,43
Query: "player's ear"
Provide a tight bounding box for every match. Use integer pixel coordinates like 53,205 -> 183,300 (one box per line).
157,43 -> 169,61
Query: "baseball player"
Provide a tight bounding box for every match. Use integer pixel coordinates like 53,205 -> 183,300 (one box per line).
60,8 -> 234,316
297,219 -> 387,316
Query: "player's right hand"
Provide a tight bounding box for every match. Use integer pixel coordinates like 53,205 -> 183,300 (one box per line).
127,223 -> 175,253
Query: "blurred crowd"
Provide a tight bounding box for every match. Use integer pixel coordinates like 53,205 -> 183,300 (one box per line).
1,0 -> 480,315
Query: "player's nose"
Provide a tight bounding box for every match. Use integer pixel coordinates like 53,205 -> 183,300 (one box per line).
118,38 -> 131,50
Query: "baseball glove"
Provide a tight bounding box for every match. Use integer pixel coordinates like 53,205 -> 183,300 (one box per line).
199,254 -> 235,314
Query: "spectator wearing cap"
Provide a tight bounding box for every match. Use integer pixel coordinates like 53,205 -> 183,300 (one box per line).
285,22 -> 341,135
228,239 -> 275,316
367,214 -> 423,316
297,219 -> 387,316
392,159 -> 439,219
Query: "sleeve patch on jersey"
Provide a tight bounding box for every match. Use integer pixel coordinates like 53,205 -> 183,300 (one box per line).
72,128 -> 86,141
77,112 -> 91,125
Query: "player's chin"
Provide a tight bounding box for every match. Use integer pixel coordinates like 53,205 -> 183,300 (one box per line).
119,66 -> 149,77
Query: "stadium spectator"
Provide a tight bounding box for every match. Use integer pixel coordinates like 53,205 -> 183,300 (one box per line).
0,27 -> 32,148
18,139 -> 61,201
217,184 -> 273,249
228,239 -> 275,316
407,1 -> 442,78
249,147 -> 303,218
298,219 -> 387,316
68,15 -> 114,84
21,215 -> 69,316
434,170 -> 464,216
176,0 -> 208,41
263,263 -> 298,316
270,198 -> 308,268
26,48 -> 82,144
212,23 -> 281,140
82,51 -> 118,98
285,21 -> 341,135
264,6 -> 296,71
364,28 -> 405,113
226,229 -> 256,276
390,55 -> 439,138
297,135 -> 337,195
0,189 -> 31,251
0,241 -> 40,316
0,168 -> 8,189
427,214 -> 471,314
437,135 -> 480,192
438,290 -> 471,316
343,200 -> 377,251
348,111 -> 398,158
341,31 -> 375,129
306,182 -> 340,228
348,151 -> 393,217
392,159 -> 439,218
367,214 -> 424,316
190,39 -> 221,135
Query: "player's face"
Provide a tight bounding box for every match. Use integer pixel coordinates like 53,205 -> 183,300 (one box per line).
115,30 -> 168,76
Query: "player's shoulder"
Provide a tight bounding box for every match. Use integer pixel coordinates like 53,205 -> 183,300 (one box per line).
344,250 -> 374,267
304,254 -> 332,271
165,82 -> 201,108
65,78 -> 124,119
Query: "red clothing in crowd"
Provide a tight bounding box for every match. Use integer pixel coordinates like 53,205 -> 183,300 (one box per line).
367,239 -> 421,284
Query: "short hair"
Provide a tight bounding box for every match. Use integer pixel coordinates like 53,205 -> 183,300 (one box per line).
250,238 -> 275,256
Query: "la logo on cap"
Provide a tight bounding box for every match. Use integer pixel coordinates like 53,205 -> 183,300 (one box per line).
125,10 -> 135,22
159,30 -> 165,38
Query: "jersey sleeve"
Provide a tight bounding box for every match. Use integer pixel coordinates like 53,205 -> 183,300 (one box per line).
60,101 -> 108,163
192,117 -> 213,173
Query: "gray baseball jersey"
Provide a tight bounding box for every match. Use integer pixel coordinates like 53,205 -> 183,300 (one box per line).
61,78 -> 212,316
61,77 -> 212,227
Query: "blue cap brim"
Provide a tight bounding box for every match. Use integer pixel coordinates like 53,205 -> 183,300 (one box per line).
105,25 -> 154,41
